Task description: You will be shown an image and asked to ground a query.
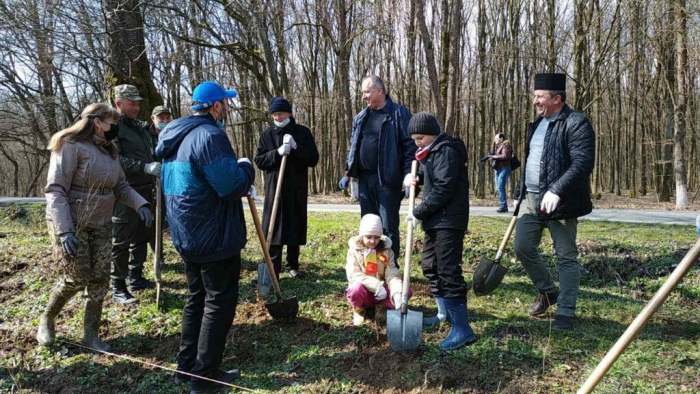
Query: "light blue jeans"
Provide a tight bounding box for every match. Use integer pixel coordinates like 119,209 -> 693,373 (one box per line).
495,167 -> 512,209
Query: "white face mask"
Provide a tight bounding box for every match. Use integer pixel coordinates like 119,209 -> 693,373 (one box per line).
274,118 -> 291,128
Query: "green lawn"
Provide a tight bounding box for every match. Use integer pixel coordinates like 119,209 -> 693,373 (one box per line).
0,204 -> 699,393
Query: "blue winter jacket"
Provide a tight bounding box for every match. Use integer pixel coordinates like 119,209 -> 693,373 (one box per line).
155,114 -> 254,264
345,95 -> 415,188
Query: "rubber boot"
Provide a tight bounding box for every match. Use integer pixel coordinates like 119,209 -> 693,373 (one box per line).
423,296 -> 449,327
82,298 -> 111,352
112,279 -> 138,304
440,296 -> 477,351
37,282 -> 77,346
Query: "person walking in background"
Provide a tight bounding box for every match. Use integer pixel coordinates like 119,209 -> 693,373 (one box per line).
487,133 -> 513,213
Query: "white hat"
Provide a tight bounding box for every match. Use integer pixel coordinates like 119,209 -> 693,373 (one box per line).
359,214 -> 383,237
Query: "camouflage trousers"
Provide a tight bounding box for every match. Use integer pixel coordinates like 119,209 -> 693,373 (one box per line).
48,222 -> 112,302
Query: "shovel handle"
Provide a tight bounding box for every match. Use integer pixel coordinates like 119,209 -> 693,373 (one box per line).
401,161 -> 419,314
577,237 -> 700,393
494,215 -> 518,263
153,177 -> 164,308
494,198 -> 522,263
266,154 -> 288,246
248,196 -> 284,300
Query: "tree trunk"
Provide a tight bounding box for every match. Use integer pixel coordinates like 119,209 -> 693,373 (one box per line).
103,0 -> 163,119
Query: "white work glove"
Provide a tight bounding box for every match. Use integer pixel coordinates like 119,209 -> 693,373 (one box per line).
144,161 -> 161,176
513,199 -> 520,209
277,143 -> 291,156
283,134 -> 297,149
540,191 -> 561,214
392,294 -> 402,310
374,286 -> 387,301
238,158 -> 251,165
403,173 -> 417,188
696,214 -> 700,236
248,185 -> 261,201
405,212 -> 420,229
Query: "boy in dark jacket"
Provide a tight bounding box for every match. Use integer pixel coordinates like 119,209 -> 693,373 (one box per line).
405,112 -> 477,350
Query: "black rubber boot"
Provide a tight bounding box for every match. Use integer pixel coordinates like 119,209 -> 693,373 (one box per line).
128,268 -> 155,291
112,279 -> 138,305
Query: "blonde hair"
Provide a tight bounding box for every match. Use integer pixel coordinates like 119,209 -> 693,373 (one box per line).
48,103 -> 119,157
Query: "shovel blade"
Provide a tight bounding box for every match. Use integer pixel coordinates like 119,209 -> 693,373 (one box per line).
257,262 -> 272,296
265,296 -> 299,319
472,257 -> 507,296
387,309 -> 423,352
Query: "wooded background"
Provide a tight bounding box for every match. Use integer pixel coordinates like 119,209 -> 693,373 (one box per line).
1,0 -> 698,208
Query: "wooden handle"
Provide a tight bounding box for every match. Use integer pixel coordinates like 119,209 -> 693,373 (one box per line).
266,154 -> 288,246
494,216 -> 518,264
248,196 -> 284,300
577,238 -> 700,393
153,177 -> 163,307
401,161 -> 419,314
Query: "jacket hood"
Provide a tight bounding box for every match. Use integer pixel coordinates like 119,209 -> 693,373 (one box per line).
156,114 -> 216,159
430,133 -> 468,163
348,234 -> 392,250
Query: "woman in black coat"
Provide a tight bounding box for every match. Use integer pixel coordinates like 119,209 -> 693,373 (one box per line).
254,97 -> 319,278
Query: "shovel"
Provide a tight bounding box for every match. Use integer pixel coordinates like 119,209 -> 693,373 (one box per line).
153,177 -> 164,309
257,154 -> 289,295
472,200 -> 521,296
247,195 -> 299,319
387,160 -> 422,352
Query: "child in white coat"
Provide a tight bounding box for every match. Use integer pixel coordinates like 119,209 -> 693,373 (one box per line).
345,214 -> 410,325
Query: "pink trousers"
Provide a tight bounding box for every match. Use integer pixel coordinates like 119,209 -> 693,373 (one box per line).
345,282 -> 413,309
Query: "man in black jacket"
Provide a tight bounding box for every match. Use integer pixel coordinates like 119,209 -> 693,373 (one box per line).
254,97 -> 319,279
339,76 -> 415,261
513,73 -> 595,331
110,84 -> 161,304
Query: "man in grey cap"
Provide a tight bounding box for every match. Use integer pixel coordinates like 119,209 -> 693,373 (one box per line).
150,105 -> 173,135
111,84 -> 161,304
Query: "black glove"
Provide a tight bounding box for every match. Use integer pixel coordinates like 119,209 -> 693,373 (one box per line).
59,232 -> 79,257
138,206 -> 153,228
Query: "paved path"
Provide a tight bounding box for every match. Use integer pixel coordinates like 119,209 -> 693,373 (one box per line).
1,198 -> 696,226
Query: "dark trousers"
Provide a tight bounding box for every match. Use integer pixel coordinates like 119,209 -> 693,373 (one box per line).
111,187 -> 154,280
358,173 -> 402,263
269,244 -> 300,278
421,229 -> 467,299
177,255 -> 241,387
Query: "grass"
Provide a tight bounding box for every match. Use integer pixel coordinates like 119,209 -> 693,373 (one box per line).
0,203 -> 699,393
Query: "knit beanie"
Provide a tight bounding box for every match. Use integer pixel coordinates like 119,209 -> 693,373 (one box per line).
269,97 -> 292,114
359,214 -> 383,237
408,112 -> 441,136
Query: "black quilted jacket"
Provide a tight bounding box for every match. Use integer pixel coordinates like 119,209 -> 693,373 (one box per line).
413,133 -> 469,231
514,105 -> 595,220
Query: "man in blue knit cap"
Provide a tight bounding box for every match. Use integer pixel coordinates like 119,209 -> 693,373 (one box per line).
156,81 -> 255,393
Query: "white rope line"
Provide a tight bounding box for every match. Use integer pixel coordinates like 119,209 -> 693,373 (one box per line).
58,340 -> 256,392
